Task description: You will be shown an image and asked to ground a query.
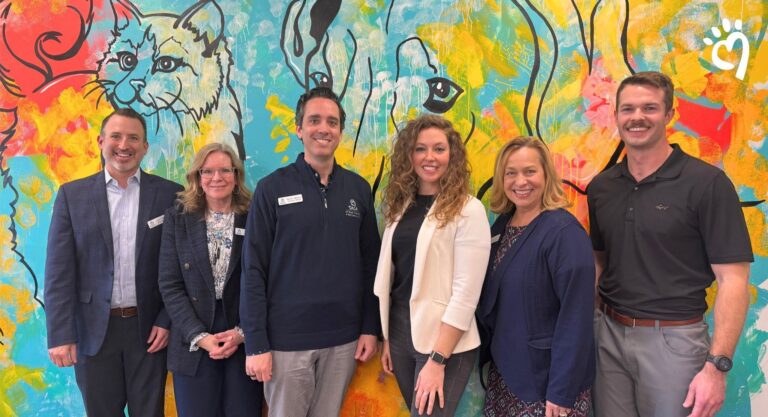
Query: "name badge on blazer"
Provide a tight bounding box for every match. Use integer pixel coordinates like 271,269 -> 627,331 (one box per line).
278,194 -> 303,206
147,215 -> 164,229
235,227 -> 245,236
491,234 -> 500,243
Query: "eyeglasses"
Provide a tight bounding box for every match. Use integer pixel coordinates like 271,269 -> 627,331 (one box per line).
199,167 -> 236,178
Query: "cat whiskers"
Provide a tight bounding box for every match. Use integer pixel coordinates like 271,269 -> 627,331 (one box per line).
83,79 -> 115,108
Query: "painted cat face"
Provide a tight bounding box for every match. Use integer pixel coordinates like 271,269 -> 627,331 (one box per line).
97,0 -> 229,121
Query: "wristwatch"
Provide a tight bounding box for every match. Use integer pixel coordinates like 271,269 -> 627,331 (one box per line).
429,350 -> 448,365
706,353 -> 733,372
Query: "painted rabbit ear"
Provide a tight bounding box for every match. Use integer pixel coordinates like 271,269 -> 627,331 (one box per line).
176,0 -> 225,58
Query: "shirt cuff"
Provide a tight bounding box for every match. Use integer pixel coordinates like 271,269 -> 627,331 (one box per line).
189,332 -> 211,352
234,325 -> 245,339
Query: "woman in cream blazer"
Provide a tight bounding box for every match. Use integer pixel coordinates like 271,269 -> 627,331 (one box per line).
374,115 -> 491,417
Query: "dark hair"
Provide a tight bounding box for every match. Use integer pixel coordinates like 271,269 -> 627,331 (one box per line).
100,108 -> 148,141
616,71 -> 675,112
382,114 -> 470,227
295,87 -> 346,130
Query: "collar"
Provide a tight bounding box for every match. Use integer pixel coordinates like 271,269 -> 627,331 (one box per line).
612,144 -> 686,182
104,168 -> 141,186
296,153 -> 336,186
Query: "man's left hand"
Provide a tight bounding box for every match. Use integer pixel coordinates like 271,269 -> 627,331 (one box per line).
146,326 -> 169,353
354,334 -> 378,362
683,364 -> 726,417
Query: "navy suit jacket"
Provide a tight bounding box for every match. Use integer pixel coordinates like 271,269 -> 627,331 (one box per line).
44,170 -> 182,356
158,206 -> 246,376
477,209 -> 595,407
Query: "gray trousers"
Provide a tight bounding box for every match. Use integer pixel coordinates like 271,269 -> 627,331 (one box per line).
265,340 -> 357,417
593,309 -> 711,417
388,303 -> 476,417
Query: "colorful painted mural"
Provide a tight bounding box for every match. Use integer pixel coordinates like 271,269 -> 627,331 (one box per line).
0,0 -> 766,415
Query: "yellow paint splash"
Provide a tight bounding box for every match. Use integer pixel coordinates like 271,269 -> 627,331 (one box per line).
266,95 -> 297,161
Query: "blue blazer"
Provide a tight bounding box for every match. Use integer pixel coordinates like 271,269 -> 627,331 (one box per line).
477,209 -> 595,407
44,171 -> 182,356
158,206 -> 247,376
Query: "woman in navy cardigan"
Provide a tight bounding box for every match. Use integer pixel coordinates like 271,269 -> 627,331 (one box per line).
477,137 -> 595,417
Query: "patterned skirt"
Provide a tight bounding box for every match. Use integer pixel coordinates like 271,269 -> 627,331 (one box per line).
483,363 -> 592,417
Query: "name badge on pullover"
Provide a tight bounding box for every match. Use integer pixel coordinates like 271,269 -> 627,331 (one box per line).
148,215 -> 164,229
491,234 -> 500,244
235,227 -> 246,236
278,194 -> 303,206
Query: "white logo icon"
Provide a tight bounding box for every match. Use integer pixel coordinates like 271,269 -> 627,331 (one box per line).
703,18 -> 750,80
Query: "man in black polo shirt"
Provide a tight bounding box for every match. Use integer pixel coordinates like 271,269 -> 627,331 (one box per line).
588,71 -> 752,417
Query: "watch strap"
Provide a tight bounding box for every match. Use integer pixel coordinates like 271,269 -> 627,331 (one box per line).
429,350 -> 448,365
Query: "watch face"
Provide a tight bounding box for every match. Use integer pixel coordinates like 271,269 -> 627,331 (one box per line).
716,356 -> 733,372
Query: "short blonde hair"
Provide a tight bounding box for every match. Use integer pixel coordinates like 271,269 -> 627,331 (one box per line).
489,136 -> 570,214
177,143 -> 251,214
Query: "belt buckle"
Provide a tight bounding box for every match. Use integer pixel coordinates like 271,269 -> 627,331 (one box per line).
120,308 -> 130,318
631,317 -> 636,328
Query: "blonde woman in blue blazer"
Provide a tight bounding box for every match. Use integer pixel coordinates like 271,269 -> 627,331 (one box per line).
477,137 -> 595,417
158,143 -> 263,417
374,115 -> 491,416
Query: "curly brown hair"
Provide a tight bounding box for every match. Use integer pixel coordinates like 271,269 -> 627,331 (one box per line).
382,115 -> 470,227
489,136 -> 570,214
177,143 -> 252,214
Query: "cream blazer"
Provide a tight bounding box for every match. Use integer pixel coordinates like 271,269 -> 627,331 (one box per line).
373,195 -> 491,354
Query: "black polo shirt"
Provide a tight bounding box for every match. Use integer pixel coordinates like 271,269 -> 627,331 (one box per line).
587,144 -> 753,320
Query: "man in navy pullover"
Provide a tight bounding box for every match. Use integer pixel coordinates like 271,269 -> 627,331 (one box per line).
241,87 -> 381,417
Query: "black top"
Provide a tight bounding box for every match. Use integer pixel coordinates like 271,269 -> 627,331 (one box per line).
391,195 -> 434,309
241,154 -> 382,353
587,144 -> 753,320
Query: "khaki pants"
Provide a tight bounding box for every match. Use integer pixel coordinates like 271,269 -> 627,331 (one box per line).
593,309 -> 710,417
264,340 -> 357,417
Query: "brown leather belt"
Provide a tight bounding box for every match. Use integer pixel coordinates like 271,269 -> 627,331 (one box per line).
110,307 -> 138,318
601,303 -> 702,328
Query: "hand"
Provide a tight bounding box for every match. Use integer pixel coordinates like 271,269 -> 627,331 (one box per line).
414,359 -> 445,415
545,400 -> 571,417
683,364 -> 726,417
146,326 -> 169,353
208,329 -> 244,360
49,343 -> 77,367
245,351 -> 272,382
381,340 -> 394,375
354,334 -> 378,362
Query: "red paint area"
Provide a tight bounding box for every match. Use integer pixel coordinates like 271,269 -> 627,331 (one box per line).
0,0 -> 112,109
675,97 -> 732,157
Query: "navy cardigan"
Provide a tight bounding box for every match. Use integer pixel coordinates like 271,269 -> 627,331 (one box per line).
477,209 -> 595,407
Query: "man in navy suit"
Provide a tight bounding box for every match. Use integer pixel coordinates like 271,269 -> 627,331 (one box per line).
45,108 -> 183,416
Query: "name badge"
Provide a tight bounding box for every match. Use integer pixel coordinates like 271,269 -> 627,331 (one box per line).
491,234 -> 500,243
235,227 -> 245,236
147,215 -> 164,229
278,194 -> 303,206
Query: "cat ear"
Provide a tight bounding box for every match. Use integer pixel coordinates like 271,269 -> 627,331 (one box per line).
176,0 -> 225,58
111,0 -> 143,31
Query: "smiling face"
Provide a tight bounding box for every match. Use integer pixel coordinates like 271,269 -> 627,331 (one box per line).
297,97 -> 342,164
615,84 -> 674,152
200,151 -> 236,208
98,114 -> 148,184
411,127 -> 450,195
503,146 -> 545,216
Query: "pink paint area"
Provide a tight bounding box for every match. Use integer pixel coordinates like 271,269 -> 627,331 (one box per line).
582,60 -> 617,130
